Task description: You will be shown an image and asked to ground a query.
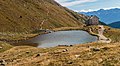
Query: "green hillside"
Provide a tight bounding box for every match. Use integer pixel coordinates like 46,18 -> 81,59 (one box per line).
108,21 -> 120,28
0,0 -> 86,33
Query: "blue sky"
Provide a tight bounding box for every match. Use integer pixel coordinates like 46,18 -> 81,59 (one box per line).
55,0 -> 120,12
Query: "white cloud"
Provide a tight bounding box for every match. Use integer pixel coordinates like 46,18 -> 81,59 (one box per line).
79,9 -> 97,12
78,7 -> 120,12
55,0 -> 68,3
103,7 -> 120,10
55,0 -> 97,7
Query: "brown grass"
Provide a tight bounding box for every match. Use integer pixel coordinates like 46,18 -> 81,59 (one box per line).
0,0 -> 85,33
0,42 -> 120,66
83,25 -> 120,43
0,41 -> 13,52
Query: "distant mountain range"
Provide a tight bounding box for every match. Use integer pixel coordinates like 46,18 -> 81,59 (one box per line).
80,8 -> 120,24
108,21 -> 120,28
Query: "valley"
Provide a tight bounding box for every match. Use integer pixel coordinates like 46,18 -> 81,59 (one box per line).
0,0 -> 120,66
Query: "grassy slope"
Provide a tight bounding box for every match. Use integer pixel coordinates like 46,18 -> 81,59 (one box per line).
0,42 -> 120,66
83,25 -> 120,43
0,0 -> 86,33
0,41 -> 13,52
0,26 -> 120,66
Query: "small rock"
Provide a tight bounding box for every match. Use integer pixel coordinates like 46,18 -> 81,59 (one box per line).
97,58 -> 103,63
34,54 -> 40,57
75,55 -> 80,58
67,61 -> 73,64
91,48 -> 100,51
19,16 -> 22,18
69,45 -> 73,47
62,49 -> 68,52
102,47 -> 109,50
0,46 -> 3,49
26,51 -> 30,53
0,59 -> 7,66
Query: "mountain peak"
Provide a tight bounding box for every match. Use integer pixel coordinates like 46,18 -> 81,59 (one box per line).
98,9 -> 105,11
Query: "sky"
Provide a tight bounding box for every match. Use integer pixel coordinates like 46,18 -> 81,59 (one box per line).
55,0 -> 120,12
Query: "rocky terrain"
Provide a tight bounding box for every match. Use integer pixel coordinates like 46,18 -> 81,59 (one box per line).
0,42 -> 120,66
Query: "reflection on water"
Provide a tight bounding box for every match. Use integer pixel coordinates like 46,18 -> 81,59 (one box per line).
24,31 -> 97,48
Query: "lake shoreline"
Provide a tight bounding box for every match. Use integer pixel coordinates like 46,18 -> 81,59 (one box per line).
0,26 -> 99,47
20,30 -> 97,48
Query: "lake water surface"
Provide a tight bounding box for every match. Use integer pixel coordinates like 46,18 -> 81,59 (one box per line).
24,30 -> 97,48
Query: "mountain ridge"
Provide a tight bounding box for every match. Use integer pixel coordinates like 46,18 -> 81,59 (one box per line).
108,21 -> 120,28
0,0 -> 87,33
80,8 -> 120,24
